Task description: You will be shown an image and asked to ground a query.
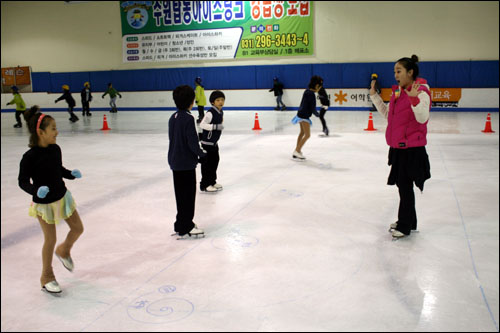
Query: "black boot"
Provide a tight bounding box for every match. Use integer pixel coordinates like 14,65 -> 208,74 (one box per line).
69,113 -> 79,122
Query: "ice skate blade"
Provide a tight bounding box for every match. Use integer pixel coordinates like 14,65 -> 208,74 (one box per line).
292,156 -> 306,162
42,287 -> 62,295
171,232 -> 205,240
389,228 -> 419,233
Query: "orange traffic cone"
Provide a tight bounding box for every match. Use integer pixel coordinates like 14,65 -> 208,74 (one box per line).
364,112 -> 377,131
481,113 -> 495,133
252,112 -> 262,130
101,114 -> 111,131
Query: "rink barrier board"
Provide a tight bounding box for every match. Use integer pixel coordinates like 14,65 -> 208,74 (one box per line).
28,61 -> 499,94
2,87 -> 498,112
2,107 -> 498,113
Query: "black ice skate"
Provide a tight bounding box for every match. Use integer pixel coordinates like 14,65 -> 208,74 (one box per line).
69,113 -> 79,122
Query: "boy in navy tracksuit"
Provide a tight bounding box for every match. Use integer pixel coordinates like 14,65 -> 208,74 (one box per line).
199,90 -> 225,193
168,85 -> 207,238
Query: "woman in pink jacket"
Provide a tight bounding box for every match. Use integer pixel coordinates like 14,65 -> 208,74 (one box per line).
369,55 -> 431,239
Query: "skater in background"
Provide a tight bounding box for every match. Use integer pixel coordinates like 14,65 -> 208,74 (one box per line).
55,85 -> 79,122
194,77 -> 206,123
18,106 -> 84,294
317,79 -> 331,136
102,83 -> 122,113
6,85 -> 26,128
269,77 -> 286,110
80,82 -> 92,116
291,75 -> 322,160
369,55 -> 431,239
199,90 -> 225,193
369,73 -> 381,111
168,85 -> 207,239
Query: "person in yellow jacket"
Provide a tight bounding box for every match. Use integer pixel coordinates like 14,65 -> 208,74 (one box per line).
194,77 -> 206,123
6,86 -> 26,128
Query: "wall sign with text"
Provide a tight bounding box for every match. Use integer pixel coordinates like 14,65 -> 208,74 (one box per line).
120,1 -> 313,63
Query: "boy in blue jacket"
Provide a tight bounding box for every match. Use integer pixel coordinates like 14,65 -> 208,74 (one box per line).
199,90 -> 225,193
168,85 -> 207,239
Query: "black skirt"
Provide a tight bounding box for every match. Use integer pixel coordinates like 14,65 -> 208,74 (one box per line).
387,146 -> 431,192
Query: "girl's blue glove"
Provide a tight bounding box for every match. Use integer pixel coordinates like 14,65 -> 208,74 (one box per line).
37,186 -> 49,199
71,169 -> 82,178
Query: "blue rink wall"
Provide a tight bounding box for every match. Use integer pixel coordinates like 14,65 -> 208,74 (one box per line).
31,61 -> 498,93
2,61 -> 499,113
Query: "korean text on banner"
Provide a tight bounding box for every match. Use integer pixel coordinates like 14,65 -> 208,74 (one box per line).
120,1 -> 314,63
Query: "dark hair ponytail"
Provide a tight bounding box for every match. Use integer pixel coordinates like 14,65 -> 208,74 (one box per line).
23,106 -> 54,148
397,54 -> 420,80
308,75 -> 323,89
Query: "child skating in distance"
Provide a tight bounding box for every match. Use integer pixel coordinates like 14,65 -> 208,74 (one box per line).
102,83 -> 122,113
291,75 -> 323,160
194,77 -> 206,123
6,85 -> 26,128
199,90 -> 225,193
168,85 -> 207,239
369,55 -> 431,240
55,85 -> 79,122
317,79 -> 331,136
80,82 -> 93,116
18,106 -> 84,294
369,73 -> 381,112
269,77 -> 286,110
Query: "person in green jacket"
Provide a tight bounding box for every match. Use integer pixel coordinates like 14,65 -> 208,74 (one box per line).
194,77 -> 206,123
6,86 -> 26,128
101,83 -> 122,113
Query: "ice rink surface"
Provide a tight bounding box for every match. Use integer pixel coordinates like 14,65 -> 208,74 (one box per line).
1,110 -> 498,332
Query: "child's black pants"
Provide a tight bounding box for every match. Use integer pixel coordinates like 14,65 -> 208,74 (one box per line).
173,169 -> 196,235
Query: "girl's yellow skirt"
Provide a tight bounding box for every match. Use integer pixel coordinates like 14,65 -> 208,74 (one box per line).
29,190 -> 76,224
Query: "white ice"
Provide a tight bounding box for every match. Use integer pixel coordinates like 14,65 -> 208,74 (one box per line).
1,110 -> 498,332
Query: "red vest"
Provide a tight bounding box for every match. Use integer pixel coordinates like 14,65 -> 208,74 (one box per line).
386,80 -> 431,148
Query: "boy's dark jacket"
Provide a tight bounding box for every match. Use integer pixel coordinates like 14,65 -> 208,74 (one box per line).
55,90 -> 76,107
168,109 -> 206,171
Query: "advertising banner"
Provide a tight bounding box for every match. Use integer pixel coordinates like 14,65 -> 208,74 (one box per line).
120,1 -> 313,63
1,66 -> 31,86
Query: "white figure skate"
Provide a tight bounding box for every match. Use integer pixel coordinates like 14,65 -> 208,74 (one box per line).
172,225 -> 205,240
